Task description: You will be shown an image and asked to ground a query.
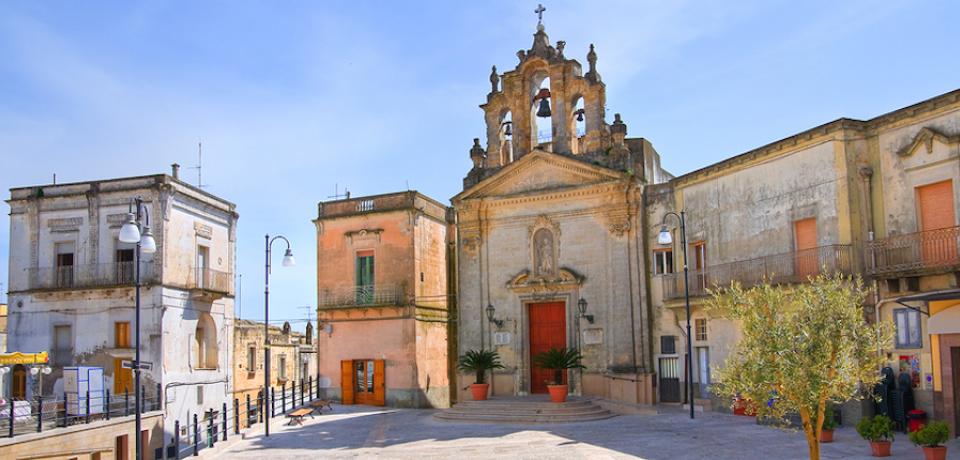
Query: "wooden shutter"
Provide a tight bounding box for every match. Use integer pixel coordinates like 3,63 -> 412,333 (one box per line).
794,218 -> 818,278
114,358 -> 133,394
373,359 -> 386,406
340,360 -> 355,405
918,180 -> 955,231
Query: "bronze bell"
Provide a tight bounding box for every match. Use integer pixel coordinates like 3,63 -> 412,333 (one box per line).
575,108 -> 585,122
503,122 -> 512,136
536,98 -> 552,118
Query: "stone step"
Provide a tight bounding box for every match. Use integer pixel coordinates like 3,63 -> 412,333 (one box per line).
453,401 -> 597,411
435,398 -> 616,424
445,405 -> 607,416
433,410 -> 616,424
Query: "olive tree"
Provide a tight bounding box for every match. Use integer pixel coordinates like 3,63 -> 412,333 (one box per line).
707,273 -> 892,460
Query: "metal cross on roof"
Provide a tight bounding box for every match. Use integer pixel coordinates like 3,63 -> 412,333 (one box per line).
535,4 -> 546,25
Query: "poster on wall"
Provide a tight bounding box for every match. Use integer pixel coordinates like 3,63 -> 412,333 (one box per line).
899,354 -> 921,388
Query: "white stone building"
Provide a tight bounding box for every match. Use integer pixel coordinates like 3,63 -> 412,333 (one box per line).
5,167 -> 237,435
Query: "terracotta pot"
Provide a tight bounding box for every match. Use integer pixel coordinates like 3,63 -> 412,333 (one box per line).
819,429 -> 833,443
547,384 -> 568,403
470,383 -> 489,401
921,446 -> 947,460
869,440 -> 891,457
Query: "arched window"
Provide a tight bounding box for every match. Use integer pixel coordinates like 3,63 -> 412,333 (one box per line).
195,313 -> 219,369
531,75 -> 552,147
572,96 -> 586,154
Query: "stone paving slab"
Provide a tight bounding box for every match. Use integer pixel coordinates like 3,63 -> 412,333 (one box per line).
212,404 -> 960,459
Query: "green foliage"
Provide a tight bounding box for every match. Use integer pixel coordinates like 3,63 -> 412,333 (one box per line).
457,349 -> 504,385
821,406 -> 837,431
857,415 -> 894,442
532,347 -> 586,385
708,273 -> 893,459
908,421 -> 949,447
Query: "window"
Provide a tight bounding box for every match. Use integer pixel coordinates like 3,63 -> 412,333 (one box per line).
887,279 -> 901,294
115,322 -> 130,348
279,354 -> 287,381
55,242 -> 75,288
906,277 -> 920,292
695,318 -> 707,342
660,335 -> 677,354
653,249 -> 674,275
691,241 -> 707,290
194,313 -> 218,369
894,308 -> 922,349
53,325 -> 72,366
356,250 -> 375,304
247,345 -> 256,373
196,246 -> 209,289
196,386 -> 204,405
358,200 -> 375,212
115,249 -> 135,284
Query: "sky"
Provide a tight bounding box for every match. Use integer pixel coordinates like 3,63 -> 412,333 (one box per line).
1,1 -> 959,331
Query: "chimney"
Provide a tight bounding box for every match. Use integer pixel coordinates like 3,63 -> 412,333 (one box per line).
171,163 -> 180,179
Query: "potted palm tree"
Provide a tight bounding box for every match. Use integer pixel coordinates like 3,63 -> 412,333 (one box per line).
457,349 -> 504,401
532,347 -> 585,403
909,420 -> 949,460
856,414 -> 894,457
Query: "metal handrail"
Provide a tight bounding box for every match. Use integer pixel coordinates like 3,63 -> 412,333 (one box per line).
188,267 -> 234,294
27,261 -> 157,290
661,244 -> 855,300
867,226 -> 960,275
318,284 -> 405,308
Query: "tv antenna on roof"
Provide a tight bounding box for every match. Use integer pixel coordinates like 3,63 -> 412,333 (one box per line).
328,183 -> 350,200
188,141 -> 207,188
298,305 -> 314,323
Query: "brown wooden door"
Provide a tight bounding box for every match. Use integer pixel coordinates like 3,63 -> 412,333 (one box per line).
918,180 -> 957,264
529,302 -> 566,394
690,242 -> 707,293
11,365 -> 26,400
114,358 -> 133,394
340,360 -> 354,405
794,218 -> 818,279
115,434 -> 129,460
373,360 -> 386,406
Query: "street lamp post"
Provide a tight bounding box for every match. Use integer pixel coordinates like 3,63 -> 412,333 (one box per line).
118,198 -> 157,459
263,234 -> 295,437
658,211 -> 695,420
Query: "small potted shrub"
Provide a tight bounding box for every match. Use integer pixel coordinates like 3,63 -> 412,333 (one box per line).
820,406 -> 837,443
909,420 -> 949,460
457,349 -> 504,401
856,414 -> 894,457
532,347 -> 585,403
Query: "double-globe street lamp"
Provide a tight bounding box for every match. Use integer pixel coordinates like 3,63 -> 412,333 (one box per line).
118,197 -> 157,460
658,211 -> 695,420
263,234 -> 295,437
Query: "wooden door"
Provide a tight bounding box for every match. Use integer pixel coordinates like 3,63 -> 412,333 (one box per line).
952,347 -> 960,435
373,360 -> 385,406
529,302 -> 566,394
340,360 -> 354,405
918,180 -> 957,264
794,218 -> 818,279
690,242 -> 707,292
11,365 -> 26,400
115,434 -> 129,460
658,357 -> 680,402
697,347 -> 711,399
114,358 -> 133,394
356,250 -> 375,304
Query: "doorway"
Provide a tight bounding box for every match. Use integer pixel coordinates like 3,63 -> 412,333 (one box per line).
11,365 -> 27,400
697,347 -> 711,399
659,357 -> 681,402
528,301 -> 566,394
340,359 -> 385,406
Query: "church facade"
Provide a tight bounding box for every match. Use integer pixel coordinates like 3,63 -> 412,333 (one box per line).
452,23 -> 670,403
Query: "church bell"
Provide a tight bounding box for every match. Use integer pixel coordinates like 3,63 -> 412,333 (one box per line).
503,122 -> 512,136
536,98 -> 552,118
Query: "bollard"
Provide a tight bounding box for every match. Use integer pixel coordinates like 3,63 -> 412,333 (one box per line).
8,400 -> 13,437
233,398 -> 240,434
62,392 -> 68,428
222,402 -> 228,441
85,391 -> 91,424
141,385 -> 146,414
301,378 -> 305,406
207,409 -> 215,446
36,395 -> 43,433
157,383 -> 163,411
192,413 -> 199,456
257,391 -> 263,423
271,388 -> 276,419
174,419 -> 181,460
125,389 -> 130,416
309,376 -> 313,400
245,394 -> 252,427
281,383 -> 286,414
105,390 -> 111,420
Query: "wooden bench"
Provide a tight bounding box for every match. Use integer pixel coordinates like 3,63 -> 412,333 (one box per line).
286,408 -> 314,426
310,399 -> 333,413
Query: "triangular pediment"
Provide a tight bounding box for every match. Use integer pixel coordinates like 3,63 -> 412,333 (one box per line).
455,150 -> 625,201
898,127 -> 960,157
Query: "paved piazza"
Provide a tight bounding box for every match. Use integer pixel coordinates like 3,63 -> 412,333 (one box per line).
212,404 -> 960,459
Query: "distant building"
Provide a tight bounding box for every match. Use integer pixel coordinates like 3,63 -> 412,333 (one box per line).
314,191 -> 454,408
232,318 -> 318,415
5,165 -> 238,435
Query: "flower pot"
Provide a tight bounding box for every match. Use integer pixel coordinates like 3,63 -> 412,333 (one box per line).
820,429 -> 833,443
921,446 -> 947,460
869,440 -> 891,457
470,383 -> 489,401
547,384 -> 568,403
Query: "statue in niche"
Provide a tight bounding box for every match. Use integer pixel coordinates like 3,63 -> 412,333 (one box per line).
533,228 -> 555,277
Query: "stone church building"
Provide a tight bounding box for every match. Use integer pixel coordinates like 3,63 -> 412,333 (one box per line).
452,23 -> 671,403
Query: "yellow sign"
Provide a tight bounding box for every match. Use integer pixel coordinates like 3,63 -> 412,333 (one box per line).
0,351 -> 49,365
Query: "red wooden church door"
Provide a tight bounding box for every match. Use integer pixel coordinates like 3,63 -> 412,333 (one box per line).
529,302 -> 566,394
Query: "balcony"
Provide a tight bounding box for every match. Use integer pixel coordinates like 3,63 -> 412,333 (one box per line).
189,267 -> 233,300
661,244 -> 855,301
318,284 -> 405,309
867,226 -> 960,276
27,262 -> 157,290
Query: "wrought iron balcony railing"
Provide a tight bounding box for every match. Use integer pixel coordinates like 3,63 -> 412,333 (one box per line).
318,284 -> 405,309
661,244 -> 855,300
28,261 -> 157,290
189,267 -> 234,294
867,226 -> 960,276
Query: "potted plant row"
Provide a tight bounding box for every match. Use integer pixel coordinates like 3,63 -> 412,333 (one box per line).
532,347 -> 585,403
457,349 -> 504,401
856,414 -> 894,457
909,420 -> 949,460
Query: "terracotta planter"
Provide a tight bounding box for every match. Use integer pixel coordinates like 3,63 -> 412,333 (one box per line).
819,429 -> 833,443
547,384 -> 568,403
869,440 -> 891,457
470,383 -> 489,401
921,446 -> 947,460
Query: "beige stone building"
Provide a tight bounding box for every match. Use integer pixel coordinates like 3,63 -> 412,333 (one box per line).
232,319 -> 317,409
453,24 -> 670,404
314,191 -> 454,408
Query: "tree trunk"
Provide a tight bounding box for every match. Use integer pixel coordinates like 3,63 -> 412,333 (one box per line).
799,408 -> 821,460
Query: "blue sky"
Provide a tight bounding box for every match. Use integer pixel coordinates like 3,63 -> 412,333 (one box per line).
1,1 -> 958,330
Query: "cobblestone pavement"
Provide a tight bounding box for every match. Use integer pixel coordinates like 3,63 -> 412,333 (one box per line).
213,404 -> 960,459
